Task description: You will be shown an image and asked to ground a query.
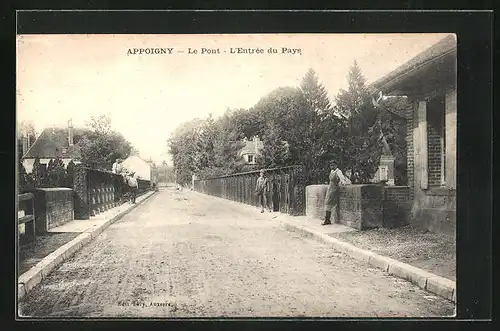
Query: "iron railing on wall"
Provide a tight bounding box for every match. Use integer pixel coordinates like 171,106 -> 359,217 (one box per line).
73,165 -> 151,219
193,165 -> 306,216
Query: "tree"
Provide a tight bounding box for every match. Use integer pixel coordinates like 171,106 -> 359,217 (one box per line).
17,121 -> 38,160
210,113 -> 245,175
77,115 -> 133,170
334,60 -> 409,184
193,115 -> 217,173
299,69 -> 348,183
168,118 -> 203,184
225,108 -> 263,140
335,60 -> 369,119
18,159 -> 35,193
66,160 -> 76,188
47,156 -> 67,187
256,122 -> 290,169
300,68 -> 333,115
31,156 -> 47,188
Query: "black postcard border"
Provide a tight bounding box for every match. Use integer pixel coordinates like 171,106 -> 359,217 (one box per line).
3,8 -> 494,328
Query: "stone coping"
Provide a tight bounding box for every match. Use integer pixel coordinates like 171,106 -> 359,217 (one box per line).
280,218 -> 456,304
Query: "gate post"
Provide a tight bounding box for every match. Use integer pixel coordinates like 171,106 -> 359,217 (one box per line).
73,165 -> 90,219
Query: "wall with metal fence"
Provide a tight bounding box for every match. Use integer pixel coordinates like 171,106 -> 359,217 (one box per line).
73,165 -> 151,219
193,165 -> 306,216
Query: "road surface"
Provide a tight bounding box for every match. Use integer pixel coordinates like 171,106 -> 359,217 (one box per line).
19,187 -> 455,317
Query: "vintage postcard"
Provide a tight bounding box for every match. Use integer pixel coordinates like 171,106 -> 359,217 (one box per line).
17,33 -> 457,318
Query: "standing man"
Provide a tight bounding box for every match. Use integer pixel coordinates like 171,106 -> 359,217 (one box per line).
255,170 -> 271,213
322,160 -> 342,225
112,158 -> 124,203
112,158 -> 123,174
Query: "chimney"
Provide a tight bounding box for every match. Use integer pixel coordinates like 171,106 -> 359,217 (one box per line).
22,135 -> 28,156
253,136 -> 260,154
68,119 -> 74,146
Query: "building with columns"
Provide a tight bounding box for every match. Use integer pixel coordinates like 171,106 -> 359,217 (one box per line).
370,34 -> 457,235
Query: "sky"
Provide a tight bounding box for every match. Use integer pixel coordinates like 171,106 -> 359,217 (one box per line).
16,33 -> 450,165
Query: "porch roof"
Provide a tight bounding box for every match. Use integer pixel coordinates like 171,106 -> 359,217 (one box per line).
369,35 -> 457,97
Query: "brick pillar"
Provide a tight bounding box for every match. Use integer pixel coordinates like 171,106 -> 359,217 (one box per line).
73,165 -> 90,219
406,104 -> 415,199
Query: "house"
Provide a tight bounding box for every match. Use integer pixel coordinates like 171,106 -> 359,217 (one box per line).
122,153 -> 153,181
369,34 -> 457,235
22,120 -> 83,173
239,136 -> 289,166
239,136 -> 264,165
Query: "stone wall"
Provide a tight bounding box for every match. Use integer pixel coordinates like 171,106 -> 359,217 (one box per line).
412,188 -> 456,236
306,184 -> 411,230
339,185 -> 384,230
34,188 -> 74,232
306,184 -> 386,230
383,186 -> 411,228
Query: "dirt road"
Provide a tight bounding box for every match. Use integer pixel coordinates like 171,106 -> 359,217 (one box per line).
19,187 -> 455,317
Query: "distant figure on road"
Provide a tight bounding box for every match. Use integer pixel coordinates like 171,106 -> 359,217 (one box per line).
323,161 -> 342,226
124,171 -> 139,204
255,170 -> 271,213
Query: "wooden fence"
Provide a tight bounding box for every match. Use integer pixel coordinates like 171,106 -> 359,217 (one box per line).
193,165 -> 306,216
73,165 -> 151,219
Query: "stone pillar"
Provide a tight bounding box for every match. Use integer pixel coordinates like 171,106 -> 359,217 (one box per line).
90,188 -> 98,216
306,185 -> 328,219
337,185 -> 383,230
414,100 -> 428,190
445,88 -> 457,189
99,184 -> 105,212
73,165 -> 90,219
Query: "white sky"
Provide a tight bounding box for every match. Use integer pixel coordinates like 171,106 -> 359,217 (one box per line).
16,33 -> 450,165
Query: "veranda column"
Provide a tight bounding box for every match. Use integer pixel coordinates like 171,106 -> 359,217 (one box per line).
414,100 -> 428,190
445,88 -> 457,189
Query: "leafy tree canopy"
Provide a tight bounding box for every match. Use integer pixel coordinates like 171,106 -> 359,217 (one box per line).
77,115 -> 133,170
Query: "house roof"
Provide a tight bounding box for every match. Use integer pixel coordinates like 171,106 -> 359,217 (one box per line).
240,139 -> 264,155
23,127 -> 83,159
369,35 -> 457,96
123,155 -> 152,166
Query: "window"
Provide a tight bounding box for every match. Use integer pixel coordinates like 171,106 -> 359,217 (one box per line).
247,155 -> 254,164
426,95 -> 446,187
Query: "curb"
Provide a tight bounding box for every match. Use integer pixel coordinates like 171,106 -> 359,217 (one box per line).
280,219 -> 456,304
17,191 -> 157,301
